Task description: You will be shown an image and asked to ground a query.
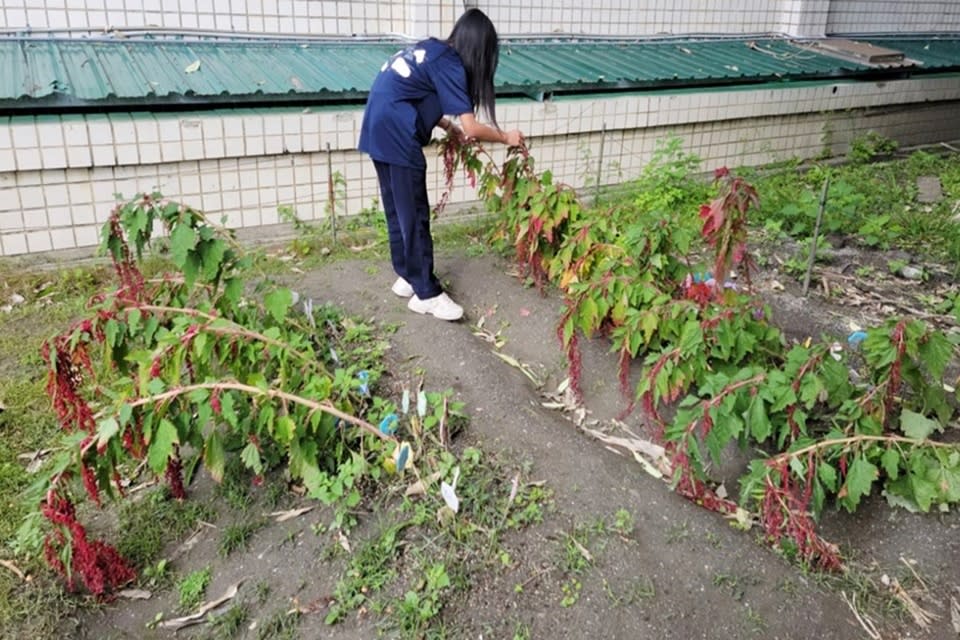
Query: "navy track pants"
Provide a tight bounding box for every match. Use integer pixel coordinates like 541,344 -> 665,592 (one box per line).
373,160 -> 442,299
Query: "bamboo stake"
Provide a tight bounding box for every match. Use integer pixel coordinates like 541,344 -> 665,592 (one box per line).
803,176 -> 830,296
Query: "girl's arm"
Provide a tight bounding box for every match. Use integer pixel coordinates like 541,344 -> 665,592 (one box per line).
442,114 -> 524,147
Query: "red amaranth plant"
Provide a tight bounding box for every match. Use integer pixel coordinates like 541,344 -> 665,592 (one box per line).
30,193 -> 404,597
42,489 -> 135,596
759,456 -> 842,571
699,167 -> 759,289
435,126 -> 481,216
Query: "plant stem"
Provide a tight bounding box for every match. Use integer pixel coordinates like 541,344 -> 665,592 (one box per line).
99,381 -> 387,441
773,433 -> 957,463
135,304 -> 324,372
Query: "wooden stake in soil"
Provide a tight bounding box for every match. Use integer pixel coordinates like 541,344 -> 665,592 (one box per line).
326,142 -> 338,244
595,121 -> 607,203
803,176 -> 830,296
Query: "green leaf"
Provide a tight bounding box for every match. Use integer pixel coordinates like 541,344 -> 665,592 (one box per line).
200,239 -> 228,282
899,409 -> 941,440
220,391 -> 238,428
127,308 -> 142,334
182,251 -> 201,288
578,296 -> 599,336
148,419 -> 179,474
880,447 -> 900,480
104,319 -> 120,348
204,430 -> 226,483
678,320 -> 703,355
264,288 -> 293,323
275,416 -> 296,444
147,377 -> 165,395
96,417 -> 120,450
746,397 -> 771,442
240,442 -> 263,475
223,278 -> 243,306
840,455 -> 878,512
118,403 -> 133,428
169,222 -> 198,266
817,462 -> 838,492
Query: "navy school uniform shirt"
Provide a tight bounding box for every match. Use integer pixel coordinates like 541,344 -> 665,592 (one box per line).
358,38 -> 474,170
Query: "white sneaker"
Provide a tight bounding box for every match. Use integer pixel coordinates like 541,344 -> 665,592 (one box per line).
407,293 -> 464,321
391,277 -> 414,298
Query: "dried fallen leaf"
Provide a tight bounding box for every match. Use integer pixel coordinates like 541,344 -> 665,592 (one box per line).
949,594 -> 959,633
349,241 -> 377,252
158,580 -> 243,630
17,449 -> 52,474
268,506 -> 314,523
405,471 -> 442,497
184,59 -> 201,74
567,534 -> 593,564
0,559 -> 26,580
492,351 -> 541,386
118,588 -> 152,600
336,530 -> 351,554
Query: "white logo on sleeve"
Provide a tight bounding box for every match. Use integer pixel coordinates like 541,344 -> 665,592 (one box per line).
382,47 -> 426,78
390,56 -> 412,78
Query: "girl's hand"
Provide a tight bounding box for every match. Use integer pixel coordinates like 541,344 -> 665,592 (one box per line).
502,129 -> 524,147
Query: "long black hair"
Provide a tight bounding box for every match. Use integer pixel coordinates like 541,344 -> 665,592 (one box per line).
447,8 -> 500,128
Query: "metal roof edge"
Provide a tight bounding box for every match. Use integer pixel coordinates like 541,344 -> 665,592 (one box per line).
2,35 -> 959,114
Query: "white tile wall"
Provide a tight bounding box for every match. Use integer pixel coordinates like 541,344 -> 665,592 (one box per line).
3,0 -> 956,37
3,77 -> 960,256
827,0 -> 960,34
0,0 -> 406,36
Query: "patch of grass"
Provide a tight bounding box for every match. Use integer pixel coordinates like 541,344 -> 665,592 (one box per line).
558,528 -> 595,575
665,520 -> 690,544
705,530 -> 723,548
603,576 -> 656,606
254,580 -> 271,605
0,574 -> 77,640
219,518 -> 266,557
612,508 -> 634,537
141,558 -> 173,590
116,487 -> 214,568
177,566 -> 212,611
743,604 -> 767,634
712,571 -> 760,603
814,563 -> 908,623
216,464 -> 254,511
325,522 -> 404,624
255,608 -> 301,640
506,483 -> 552,529
395,562 -> 451,638
512,622 -> 532,640
206,603 -> 250,640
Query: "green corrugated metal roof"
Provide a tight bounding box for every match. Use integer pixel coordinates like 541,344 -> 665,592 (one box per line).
0,36 -> 958,110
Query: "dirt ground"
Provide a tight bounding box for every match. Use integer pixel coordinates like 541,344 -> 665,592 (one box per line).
76,248 -> 960,640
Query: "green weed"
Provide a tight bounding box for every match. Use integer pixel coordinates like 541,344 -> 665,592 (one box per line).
206,603 -> 250,639
396,562 -> 452,637
177,566 -> 212,611
219,518 -> 266,557
560,578 -> 582,607
255,608 -> 300,640
612,508 -> 634,537
603,576 -> 656,606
